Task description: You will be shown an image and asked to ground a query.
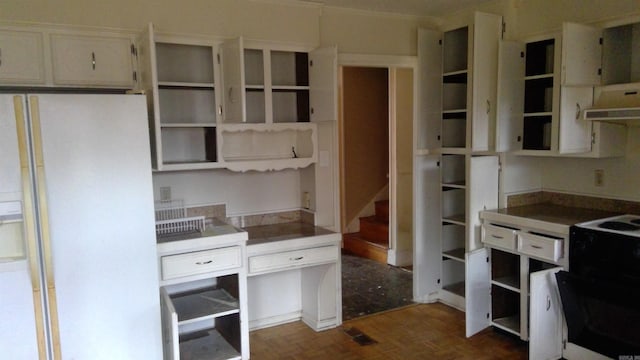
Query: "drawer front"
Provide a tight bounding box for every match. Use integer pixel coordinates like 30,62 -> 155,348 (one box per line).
249,245 -> 337,274
161,246 -> 241,280
482,224 -> 517,250
517,232 -> 563,262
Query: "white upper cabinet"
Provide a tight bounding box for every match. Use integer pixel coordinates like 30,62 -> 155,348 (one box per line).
50,34 -> 136,88
432,12 -> 502,153
221,37 -> 246,124
0,30 -> 45,85
417,28 -> 443,152
471,12 -> 502,152
138,24 -> 223,171
561,23 -> 602,86
309,46 -> 337,122
496,40 -> 525,152
558,86 -> 593,154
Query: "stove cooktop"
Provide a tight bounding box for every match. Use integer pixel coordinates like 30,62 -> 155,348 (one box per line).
576,214 -> 640,237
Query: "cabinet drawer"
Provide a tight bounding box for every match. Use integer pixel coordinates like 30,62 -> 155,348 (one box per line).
249,245 -> 337,274
482,224 -> 517,250
161,246 -> 241,280
517,232 -> 563,262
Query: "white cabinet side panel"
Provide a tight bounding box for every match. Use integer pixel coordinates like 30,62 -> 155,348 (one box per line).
0,95 -> 22,197
467,155 -> 499,252
465,247 -> 490,337
309,46 -> 338,122
496,40 -> 525,152
529,268 -> 564,360
471,12 -> 501,152
558,86 -> 593,154
221,37 -> 246,123
413,155 -> 441,301
36,94 -> 162,359
417,28 -> 442,151
561,23 -> 602,86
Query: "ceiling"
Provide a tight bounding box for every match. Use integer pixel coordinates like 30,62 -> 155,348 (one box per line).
299,0 -> 496,17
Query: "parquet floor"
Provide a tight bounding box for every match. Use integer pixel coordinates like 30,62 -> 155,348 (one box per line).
249,303 -> 528,359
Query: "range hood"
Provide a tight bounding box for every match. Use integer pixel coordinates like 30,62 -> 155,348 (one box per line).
582,83 -> 640,123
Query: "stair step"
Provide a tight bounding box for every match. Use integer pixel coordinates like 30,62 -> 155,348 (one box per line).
375,200 -> 389,222
343,233 -> 387,264
359,216 -> 389,245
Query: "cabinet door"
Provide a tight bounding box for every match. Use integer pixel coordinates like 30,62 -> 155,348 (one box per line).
0,30 -> 45,85
417,28 -> 442,151
309,46 -> 337,122
51,34 -> 135,87
530,267 -> 563,360
465,247 -> 490,337
558,86 -> 593,154
413,155 -> 442,301
136,23 -> 162,169
467,155 -> 499,252
221,37 -> 246,123
470,12 -> 502,152
496,40 -> 525,152
561,23 -> 602,86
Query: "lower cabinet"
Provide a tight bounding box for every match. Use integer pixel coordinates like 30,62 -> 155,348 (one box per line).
161,275 -> 244,360
157,235 -> 249,360
478,219 -> 569,360
246,233 -> 341,331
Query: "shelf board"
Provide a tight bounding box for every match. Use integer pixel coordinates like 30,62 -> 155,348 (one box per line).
441,180 -> 466,189
523,112 -> 552,117
158,81 -> 215,89
492,315 -> 521,336
443,69 -> 468,77
158,161 -> 224,172
442,214 -> 466,225
491,276 -> 521,293
442,248 -> 465,262
161,123 -> 217,128
442,281 -> 465,297
272,85 -> 310,91
171,288 -> 240,325
442,109 -> 467,114
245,85 -> 265,90
524,73 -> 553,80
439,147 -> 468,155
179,329 -> 241,360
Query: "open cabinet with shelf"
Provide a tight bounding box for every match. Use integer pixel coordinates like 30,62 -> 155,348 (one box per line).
161,275 -> 244,360
138,24 -> 223,171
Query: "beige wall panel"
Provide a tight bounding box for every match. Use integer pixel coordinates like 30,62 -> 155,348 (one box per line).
342,66 -> 389,226
320,7 -> 438,56
0,0 -> 321,45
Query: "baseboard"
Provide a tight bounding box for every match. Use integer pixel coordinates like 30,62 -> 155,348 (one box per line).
249,311 -> 302,331
387,248 -> 412,267
301,312 -> 339,332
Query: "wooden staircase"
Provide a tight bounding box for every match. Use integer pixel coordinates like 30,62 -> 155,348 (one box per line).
343,200 -> 389,264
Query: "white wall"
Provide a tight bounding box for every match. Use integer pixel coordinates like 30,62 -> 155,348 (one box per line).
319,7 -> 438,55
152,170 -> 302,216
0,0 -> 321,46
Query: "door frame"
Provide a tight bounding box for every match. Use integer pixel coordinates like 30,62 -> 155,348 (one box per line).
337,53 -> 417,266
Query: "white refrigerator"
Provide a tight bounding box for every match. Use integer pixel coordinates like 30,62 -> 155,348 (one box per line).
0,94 -> 162,359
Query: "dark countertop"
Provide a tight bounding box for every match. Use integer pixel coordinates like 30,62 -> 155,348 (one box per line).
489,204 -> 620,226
244,222 -> 335,246
481,203 -> 621,234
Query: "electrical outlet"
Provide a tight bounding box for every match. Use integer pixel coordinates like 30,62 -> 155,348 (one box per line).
594,169 -> 604,187
160,186 -> 172,201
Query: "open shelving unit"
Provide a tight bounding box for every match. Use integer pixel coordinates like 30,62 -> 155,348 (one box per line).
162,275 -> 244,360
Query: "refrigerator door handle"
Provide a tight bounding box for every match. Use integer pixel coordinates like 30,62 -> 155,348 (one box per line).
14,95 -> 51,360
27,96 -> 62,360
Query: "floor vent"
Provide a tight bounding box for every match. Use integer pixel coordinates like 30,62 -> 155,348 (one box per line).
344,327 -> 377,346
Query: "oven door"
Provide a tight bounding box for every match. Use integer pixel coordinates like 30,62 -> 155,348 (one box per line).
555,270 -> 640,358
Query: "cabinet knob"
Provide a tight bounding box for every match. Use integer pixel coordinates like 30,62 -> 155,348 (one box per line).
196,260 -> 213,265
575,103 -> 581,120
0,48 -> 2,67
486,100 -> 491,115
91,52 -> 96,70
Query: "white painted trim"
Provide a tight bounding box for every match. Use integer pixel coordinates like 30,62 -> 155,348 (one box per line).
387,248 -> 413,267
248,311 -> 302,331
338,53 -> 417,68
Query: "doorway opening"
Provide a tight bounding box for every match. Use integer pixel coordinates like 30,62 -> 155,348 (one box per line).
339,63 -> 415,320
